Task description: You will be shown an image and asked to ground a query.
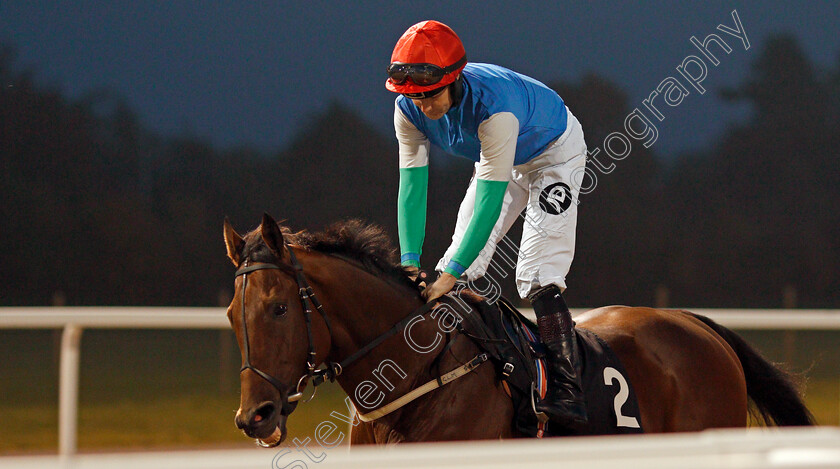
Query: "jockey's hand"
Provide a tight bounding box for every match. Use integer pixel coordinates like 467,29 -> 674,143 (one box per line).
422,272 -> 458,303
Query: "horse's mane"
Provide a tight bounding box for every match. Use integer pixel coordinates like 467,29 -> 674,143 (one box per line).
242,219 -> 420,293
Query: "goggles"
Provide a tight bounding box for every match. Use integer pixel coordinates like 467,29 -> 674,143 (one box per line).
387,55 -> 467,87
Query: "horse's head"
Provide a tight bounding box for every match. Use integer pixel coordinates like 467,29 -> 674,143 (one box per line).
223,214 -> 330,447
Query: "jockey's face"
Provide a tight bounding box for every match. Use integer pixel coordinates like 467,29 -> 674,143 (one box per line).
410,85 -> 452,120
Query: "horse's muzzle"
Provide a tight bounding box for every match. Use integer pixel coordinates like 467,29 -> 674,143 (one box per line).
235,399 -> 298,447
236,401 -> 283,443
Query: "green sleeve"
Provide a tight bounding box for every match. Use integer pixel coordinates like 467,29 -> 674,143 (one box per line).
397,166 -> 429,267
445,178 -> 508,277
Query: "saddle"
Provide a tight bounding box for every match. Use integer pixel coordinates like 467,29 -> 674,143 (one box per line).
444,291 -> 644,437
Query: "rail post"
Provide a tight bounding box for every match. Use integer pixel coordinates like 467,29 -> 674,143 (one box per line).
59,324 -> 83,457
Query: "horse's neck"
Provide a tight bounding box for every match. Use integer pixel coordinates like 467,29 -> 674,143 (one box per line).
306,255 -> 441,406
307,255 -> 510,442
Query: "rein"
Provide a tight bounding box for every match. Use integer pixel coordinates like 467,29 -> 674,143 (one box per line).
234,240 -> 488,421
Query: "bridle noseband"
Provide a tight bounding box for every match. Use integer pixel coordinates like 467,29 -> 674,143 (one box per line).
234,240 -> 334,404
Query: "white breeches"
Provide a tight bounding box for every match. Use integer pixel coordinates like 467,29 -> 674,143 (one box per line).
435,109 -> 588,299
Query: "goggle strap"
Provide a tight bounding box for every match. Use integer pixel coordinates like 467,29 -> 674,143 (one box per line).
441,55 -> 467,74
403,85 -> 447,100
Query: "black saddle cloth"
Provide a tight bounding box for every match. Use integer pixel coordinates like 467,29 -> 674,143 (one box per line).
450,293 -> 644,437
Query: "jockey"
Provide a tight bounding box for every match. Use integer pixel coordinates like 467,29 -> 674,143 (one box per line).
386,20 -> 590,428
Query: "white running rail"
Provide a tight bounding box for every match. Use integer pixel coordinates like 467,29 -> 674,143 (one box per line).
2,427 -> 840,468
1,307 -> 839,457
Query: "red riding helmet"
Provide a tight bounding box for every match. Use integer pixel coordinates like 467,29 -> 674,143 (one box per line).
386,20 -> 467,95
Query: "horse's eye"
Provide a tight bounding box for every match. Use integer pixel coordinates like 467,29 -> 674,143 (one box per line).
271,303 -> 288,318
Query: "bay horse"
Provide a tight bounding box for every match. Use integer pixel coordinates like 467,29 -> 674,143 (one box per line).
224,214 -> 814,446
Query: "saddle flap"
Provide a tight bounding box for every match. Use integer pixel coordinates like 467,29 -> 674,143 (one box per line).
568,328 -> 644,435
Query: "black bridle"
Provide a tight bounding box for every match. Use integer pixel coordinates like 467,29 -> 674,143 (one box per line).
234,240 -> 333,404
234,240 -> 438,406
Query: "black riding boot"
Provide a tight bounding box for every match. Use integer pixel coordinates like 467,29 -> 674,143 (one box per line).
529,285 -> 588,427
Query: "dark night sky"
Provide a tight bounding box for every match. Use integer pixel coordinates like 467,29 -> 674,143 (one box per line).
2,1 -> 839,157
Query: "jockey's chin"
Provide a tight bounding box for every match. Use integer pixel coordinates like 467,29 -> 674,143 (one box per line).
422,109 -> 448,120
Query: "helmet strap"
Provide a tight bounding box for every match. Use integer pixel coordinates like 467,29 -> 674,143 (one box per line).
450,75 -> 465,108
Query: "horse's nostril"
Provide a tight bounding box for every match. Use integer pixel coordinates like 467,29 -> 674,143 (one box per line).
253,402 -> 276,425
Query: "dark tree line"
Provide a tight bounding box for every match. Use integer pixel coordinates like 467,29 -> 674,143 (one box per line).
1,35 -> 838,307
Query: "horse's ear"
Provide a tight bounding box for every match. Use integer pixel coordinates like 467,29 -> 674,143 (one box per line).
223,217 -> 244,266
260,213 -> 285,255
